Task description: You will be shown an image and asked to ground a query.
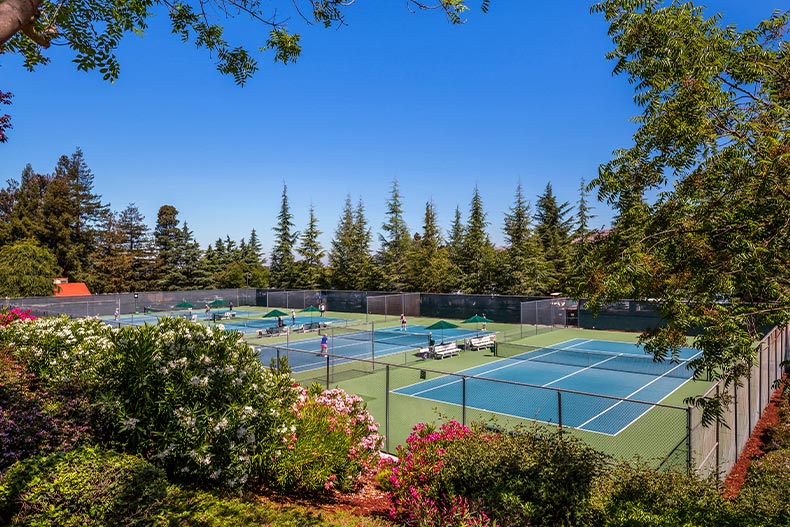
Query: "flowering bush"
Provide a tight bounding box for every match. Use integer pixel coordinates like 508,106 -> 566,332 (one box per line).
0,308 -> 36,327
387,421 -> 609,527
0,315 -> 113,386
387,421 -> 494,526
266,385 -> 383,495
95,317 -> 297,489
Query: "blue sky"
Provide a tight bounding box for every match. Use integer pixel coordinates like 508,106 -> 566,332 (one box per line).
0,1 -> 782,252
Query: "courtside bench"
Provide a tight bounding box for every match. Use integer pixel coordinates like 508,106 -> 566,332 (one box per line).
464,334 -> 496,351
418,342 -> 460,359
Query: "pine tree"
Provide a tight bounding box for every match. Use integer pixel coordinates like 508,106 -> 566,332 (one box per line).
154,204 -> 185,290
329,196 -> 373,290
458,187 -> 497,294
377,178 -> 412,290
179,222 -> 208,289
502,182 -> 548,295
50,148 -> 110,286
534,182 -> 573,293
295,204 -> 325,289
445,206 -> 466,292
408,201 -> 453,292
270,184 -> 297,288
574,177 -> 595,239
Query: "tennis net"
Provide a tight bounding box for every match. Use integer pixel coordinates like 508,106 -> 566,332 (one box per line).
330,325 -> 436,348
495,342 -> 695,379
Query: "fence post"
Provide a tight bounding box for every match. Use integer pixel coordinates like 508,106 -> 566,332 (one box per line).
716,383 -> 721,480
686,406 -> 692,475
385,365 -> 390,453
462,377 -> 467,426
371,321 -> 376,369
276,347 -> 280,374
326,352 -> 330,389
557,391 -> 563,434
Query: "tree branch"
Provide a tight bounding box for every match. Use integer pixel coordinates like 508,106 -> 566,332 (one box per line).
0,0 -> 47,47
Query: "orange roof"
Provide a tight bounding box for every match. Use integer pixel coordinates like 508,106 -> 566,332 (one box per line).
54,282 -> 92,297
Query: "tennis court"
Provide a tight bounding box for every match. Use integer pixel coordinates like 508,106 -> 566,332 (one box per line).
394,338 -> 701,435
256,325 -> 493,373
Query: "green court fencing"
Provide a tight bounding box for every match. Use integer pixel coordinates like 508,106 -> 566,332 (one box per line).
5,288 -> 257,319
266,344 -> 691,471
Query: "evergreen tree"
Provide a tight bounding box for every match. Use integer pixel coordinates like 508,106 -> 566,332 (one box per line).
377,178 -> 412,291
8,166 -> 48,245
329,196 -> 374,290
534,182 -> 574,293
270,184 -> 298,288
295,205 -> 325,289
408,201 -> 453,292
49,148 -> 110,286
445,206 -> 466,292
458,187 -> 497,294
154,205 -> 184,290
179,222 -> 208,289
91,211 -> 131,293
574,177 -> 595,239
502,182 -> 549,295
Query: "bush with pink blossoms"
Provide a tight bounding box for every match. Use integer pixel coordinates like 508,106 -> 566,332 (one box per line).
266,385 -> 383,495
0,308 -> 36,327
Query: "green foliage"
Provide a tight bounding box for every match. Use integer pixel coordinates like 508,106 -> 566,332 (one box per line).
389,421 -> 608,527
0,447 -> 168,527
377,178 -> 413,291
295,205 -> 326,289
95,318 -> 297,488
270,184 -> 298,288
589,463 -> 737,527
736,449 -> 790,526
581,1 -> 790,421
0,239 -> 62,296
329,196 -> 375,290
266,386 -> 383,495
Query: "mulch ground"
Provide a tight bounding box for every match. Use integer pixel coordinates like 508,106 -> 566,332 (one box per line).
722,384 -> 785,499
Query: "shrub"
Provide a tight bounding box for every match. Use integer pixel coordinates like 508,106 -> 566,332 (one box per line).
0,308 -> 36,327
387,421 -> 611,527
735,449 -> 790,526
94,317 -> 298,489
0,315 -> 114,386
266,385 -> 384,495
589,463 -> 737,527
0,446 -> 168,527
0,349 -> 93,470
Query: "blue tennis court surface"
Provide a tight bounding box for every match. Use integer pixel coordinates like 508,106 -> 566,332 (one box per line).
394,338 -> 700,435
256,325 -> 492,374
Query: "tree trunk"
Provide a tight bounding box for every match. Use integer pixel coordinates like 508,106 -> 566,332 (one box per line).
0,0 -> 46,47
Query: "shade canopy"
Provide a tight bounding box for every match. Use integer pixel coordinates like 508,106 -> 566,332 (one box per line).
300,305 -> 321,313
173,301 -> 194,309
425,320 -> 459,331
208,300 -> 227,307
463,314 -> 493,324
263,309 -> 289,318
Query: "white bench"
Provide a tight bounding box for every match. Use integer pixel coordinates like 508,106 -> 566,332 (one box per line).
464,334 -> 496,351
418,342 -> 460,359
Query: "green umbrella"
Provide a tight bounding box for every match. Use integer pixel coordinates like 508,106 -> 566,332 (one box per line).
425,320 -> 459,342
300,305 -> 320,323
174,301 -> 193,309
208,299 -> 227,308
463,314 -> 493,324
263,309 -> 289,318
462,314 -> 493,332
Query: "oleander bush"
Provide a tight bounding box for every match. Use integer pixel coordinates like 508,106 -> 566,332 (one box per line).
266,384 -> 383,495
0,315 -> 382,496
0,446 -> 168,527
386,421 -> 609,526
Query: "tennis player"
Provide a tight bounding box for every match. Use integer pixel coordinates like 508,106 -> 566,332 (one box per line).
320,334 -> 329,356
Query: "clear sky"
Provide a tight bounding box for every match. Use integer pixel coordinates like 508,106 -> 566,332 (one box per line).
0,1 -> 782,252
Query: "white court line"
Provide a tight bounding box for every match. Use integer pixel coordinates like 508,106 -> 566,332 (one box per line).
576,353 -> 700,432
404,339 -> 596,397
